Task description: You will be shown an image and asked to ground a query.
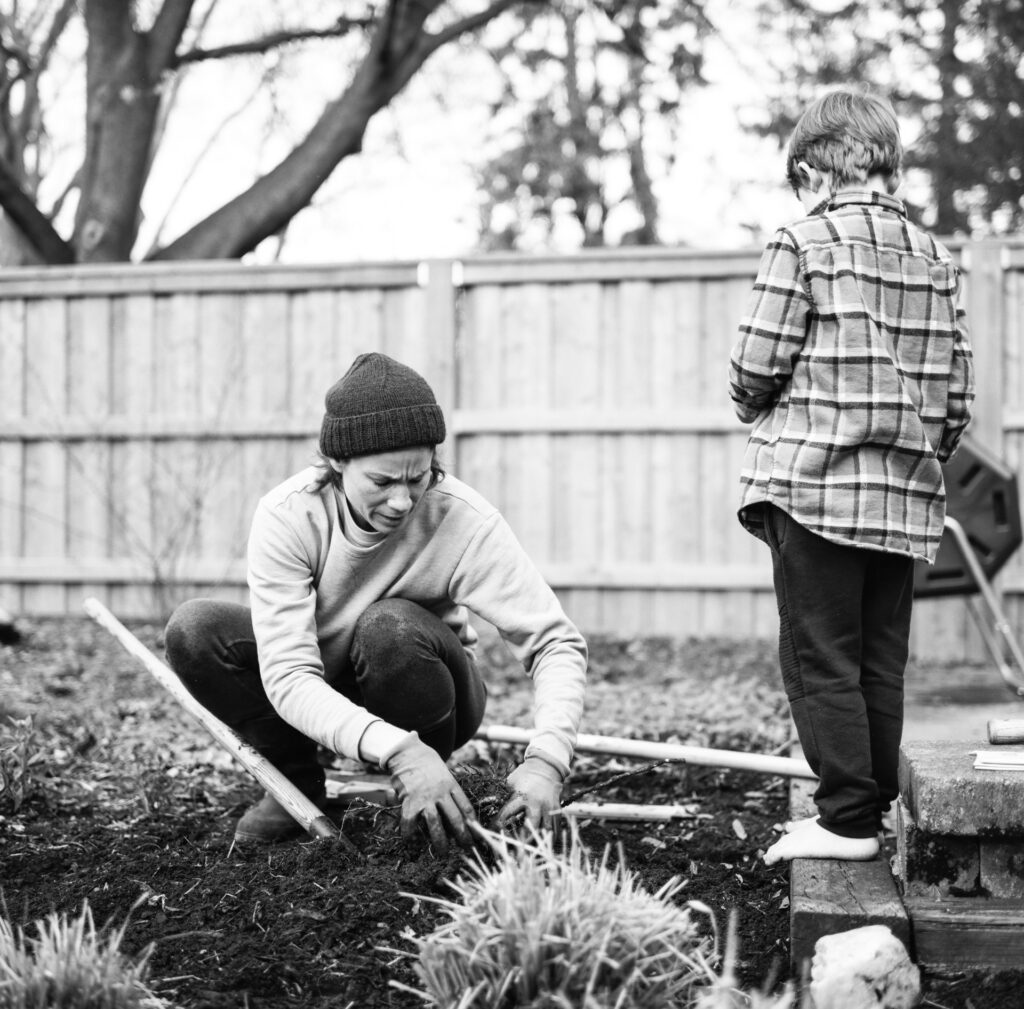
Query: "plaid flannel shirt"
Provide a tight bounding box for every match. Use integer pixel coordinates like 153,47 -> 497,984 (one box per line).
728,191 -> 975,562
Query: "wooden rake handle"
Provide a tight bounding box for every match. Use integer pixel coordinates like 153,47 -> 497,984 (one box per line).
83,597 -> 355,850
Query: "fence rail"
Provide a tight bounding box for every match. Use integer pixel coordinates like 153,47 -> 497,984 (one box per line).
2,241 -> 1023,661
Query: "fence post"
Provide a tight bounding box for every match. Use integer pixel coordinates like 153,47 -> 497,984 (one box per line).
964,240 -> 1006,455
422,259 -> 459,457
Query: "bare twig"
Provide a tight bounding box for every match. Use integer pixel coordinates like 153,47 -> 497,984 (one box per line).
561,758 -> 673,806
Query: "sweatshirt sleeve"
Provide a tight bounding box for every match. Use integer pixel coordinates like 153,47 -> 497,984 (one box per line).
448,513 -> 587,776
247,499 -> 389,760
728,229 -> 810,422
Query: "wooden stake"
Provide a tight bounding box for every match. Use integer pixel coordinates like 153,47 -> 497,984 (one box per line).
475,724 -> 816,780
83,597 -> 354,849
557,801 -> 700,822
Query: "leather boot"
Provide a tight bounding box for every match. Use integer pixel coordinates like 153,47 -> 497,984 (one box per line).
234,786 -> 327,843
232,715 -> 325,844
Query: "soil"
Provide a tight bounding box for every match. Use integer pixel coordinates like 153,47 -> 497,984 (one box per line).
1,618 -> 1021,1008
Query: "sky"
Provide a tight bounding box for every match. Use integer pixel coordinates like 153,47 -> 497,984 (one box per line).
122,0 -> 806,265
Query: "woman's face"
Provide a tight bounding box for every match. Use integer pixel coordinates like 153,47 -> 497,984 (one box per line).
332,446 -> 434,534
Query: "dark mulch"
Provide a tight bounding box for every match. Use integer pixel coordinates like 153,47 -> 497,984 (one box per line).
2,617 -> 1020,1007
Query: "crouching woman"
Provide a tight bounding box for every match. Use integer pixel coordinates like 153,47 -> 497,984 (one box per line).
164,352 -> 587,851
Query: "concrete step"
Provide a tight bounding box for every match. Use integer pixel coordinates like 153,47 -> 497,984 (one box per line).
898,738 -> 1024,837
895,799 -> 1024,900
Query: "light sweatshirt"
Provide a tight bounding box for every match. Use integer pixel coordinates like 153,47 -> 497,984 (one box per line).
247,467 -> 588,776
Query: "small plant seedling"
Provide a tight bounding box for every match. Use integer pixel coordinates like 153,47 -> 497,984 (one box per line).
0,715 -> 38,814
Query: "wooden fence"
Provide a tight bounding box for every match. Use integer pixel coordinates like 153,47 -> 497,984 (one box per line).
2,242 -> 1023,661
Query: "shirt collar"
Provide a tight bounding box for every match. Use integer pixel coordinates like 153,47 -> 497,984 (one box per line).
819,190 -> 906,216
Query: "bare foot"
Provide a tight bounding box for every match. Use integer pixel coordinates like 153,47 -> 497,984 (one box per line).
783,815 -> 819,833
763,822 -> 879,865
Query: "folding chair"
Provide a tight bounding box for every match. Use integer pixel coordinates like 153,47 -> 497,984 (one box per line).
914,438 -> 1024,697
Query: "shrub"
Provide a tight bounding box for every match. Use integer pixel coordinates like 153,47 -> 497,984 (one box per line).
0,902 -> 168,1008
394,824 -> 717,1009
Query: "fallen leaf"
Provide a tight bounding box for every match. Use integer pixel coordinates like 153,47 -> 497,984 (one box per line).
732,818 -> 747,840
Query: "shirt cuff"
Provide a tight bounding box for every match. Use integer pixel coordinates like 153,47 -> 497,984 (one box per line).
523,743 -> 571,780
355,720 -> 414,769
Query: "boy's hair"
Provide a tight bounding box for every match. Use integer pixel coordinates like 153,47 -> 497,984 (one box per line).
786,89 -> 902,195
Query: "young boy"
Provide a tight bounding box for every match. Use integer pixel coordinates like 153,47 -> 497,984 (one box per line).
728,89 -> 975,864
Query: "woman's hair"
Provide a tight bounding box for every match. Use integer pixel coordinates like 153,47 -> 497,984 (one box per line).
786,89 -> 903,195
307,448 -> 446,494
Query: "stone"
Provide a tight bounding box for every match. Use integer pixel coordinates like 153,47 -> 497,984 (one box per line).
979,839 -> 1024,898
809,925 -> 920,1009
893,799 -> 980,898
898,739 -> 1024,836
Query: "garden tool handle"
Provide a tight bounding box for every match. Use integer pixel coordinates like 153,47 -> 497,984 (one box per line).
83,597 -> 353,849
987,718 -> 1024,745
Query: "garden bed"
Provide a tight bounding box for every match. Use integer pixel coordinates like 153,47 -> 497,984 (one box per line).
1,619 -> 795,1006
2,617 -> 1016,1008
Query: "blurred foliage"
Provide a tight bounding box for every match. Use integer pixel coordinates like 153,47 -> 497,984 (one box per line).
475,0 -> 711,251
749,0 -> 1024,236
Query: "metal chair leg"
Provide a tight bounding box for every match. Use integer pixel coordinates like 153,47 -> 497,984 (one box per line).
945,516 -> 1024,698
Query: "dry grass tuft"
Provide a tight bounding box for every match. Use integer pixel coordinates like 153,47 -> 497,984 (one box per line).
0,901 -> 168,1008
394,823 -> 717,1008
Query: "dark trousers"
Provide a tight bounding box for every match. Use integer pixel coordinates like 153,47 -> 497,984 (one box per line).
164,597 -> 487,795
763,505 -> 914,838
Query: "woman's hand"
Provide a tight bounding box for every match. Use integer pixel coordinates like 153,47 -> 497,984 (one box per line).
385,733 -> 476,854
494,756 -> 563,830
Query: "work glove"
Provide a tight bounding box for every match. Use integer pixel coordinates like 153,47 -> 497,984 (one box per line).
494,755 -> 563,830
384,732 -> 476,855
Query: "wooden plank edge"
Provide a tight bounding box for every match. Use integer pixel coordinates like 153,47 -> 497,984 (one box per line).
905,895 -> 1024,970
788,768 -> 911,971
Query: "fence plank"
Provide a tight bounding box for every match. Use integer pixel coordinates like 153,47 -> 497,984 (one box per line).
0,298 -> 26,606
0,247 -> 1020,662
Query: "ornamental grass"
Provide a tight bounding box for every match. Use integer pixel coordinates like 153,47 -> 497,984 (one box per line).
0,902 -> 167,1009
394,823 -> 718,1009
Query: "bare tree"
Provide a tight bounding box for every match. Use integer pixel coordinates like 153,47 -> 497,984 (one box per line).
0,0 -> 539,264
475,0 -> 709,251
750,0 -> 1024,236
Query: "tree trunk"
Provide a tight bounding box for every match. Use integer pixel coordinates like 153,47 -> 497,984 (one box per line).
931,0 -> 964,235
624,53 -> 659,245
75,0 -> 169,262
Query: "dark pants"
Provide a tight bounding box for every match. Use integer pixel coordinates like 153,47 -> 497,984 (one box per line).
164,597 -> 487,796
763,505 -> 914,838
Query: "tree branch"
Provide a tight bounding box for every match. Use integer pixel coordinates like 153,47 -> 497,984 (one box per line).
0,157 -> 73,263
147,0 -> 199,77
36,0 -> 78,69
417,0 -> 540,59
173,20 -> 374,67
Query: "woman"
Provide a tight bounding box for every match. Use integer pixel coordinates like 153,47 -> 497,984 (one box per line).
165,352 -> 588,852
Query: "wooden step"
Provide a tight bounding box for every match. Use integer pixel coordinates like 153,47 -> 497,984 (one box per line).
788,777 -> 910,968
905,896 -> 1024,969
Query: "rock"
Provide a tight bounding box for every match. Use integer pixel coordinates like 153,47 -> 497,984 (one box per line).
810,924 -> 920,1009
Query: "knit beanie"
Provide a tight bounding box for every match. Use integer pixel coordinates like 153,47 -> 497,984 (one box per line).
319,353 -> 446,458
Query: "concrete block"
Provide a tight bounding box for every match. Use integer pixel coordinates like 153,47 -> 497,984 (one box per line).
893,799 -> 980,897
810,924 -> 920,1009
898,739 -> 1024,836
980,840 -> 1024,898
